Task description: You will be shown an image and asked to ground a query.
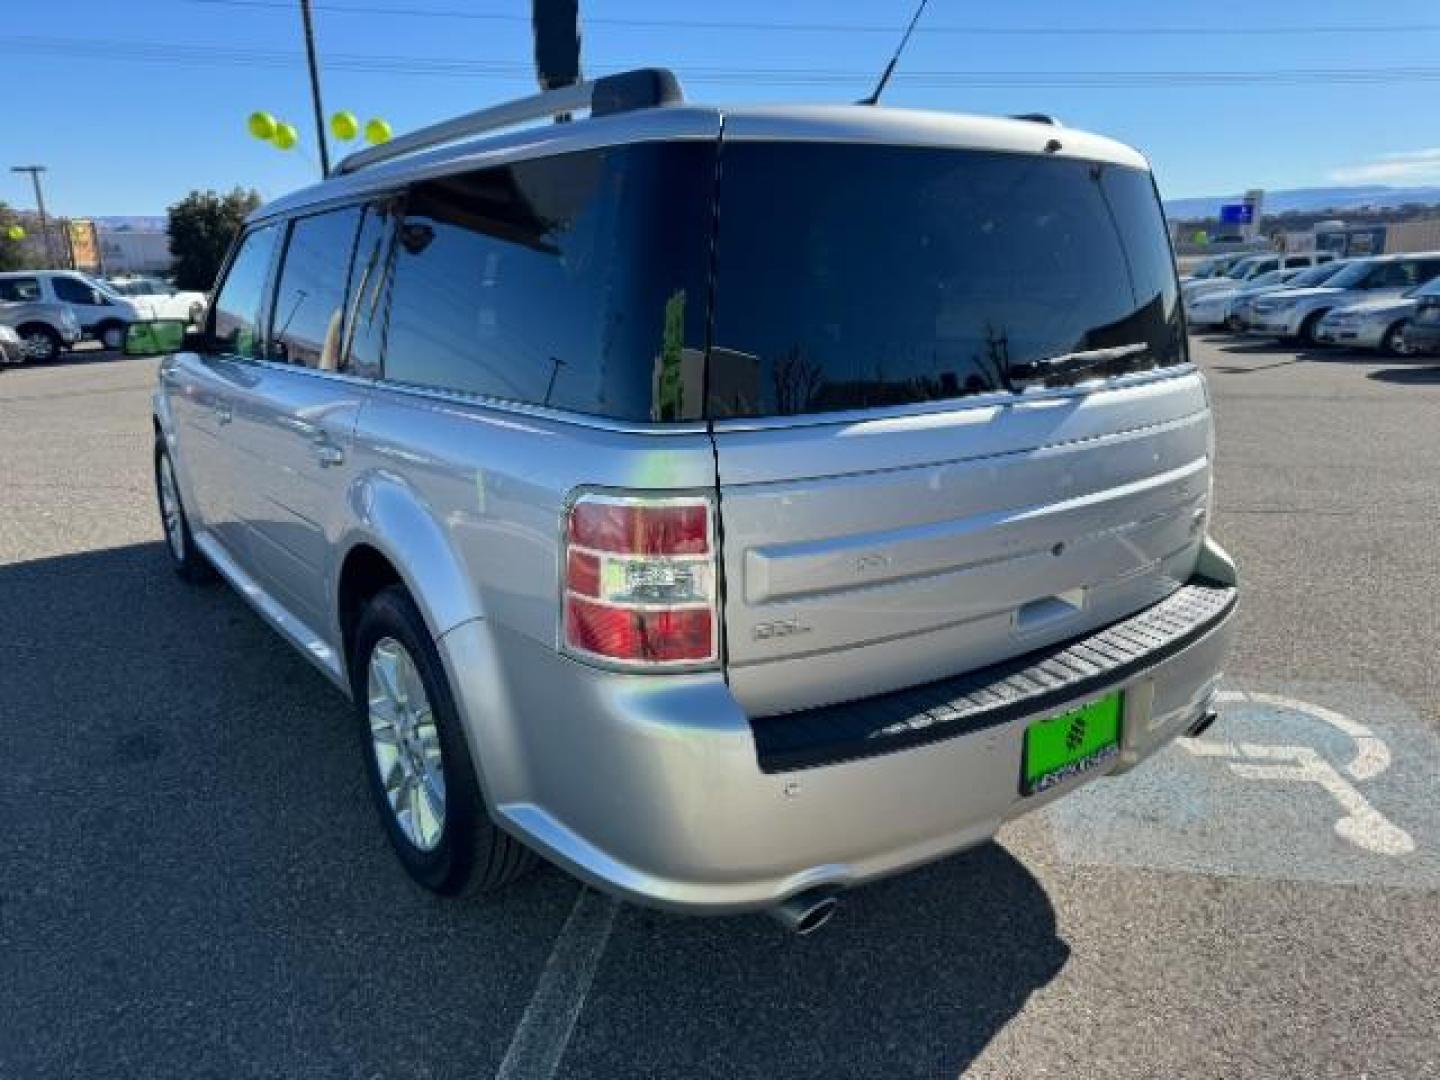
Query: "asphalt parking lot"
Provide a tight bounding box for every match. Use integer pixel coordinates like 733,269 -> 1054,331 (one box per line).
2,337 -> 1438,1079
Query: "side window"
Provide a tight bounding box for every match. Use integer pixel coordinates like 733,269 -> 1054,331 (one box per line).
342,199 -> 399,379
211,224 -> 280,358
51,276 -> 99,305
269,206 -> 363,369
0,277 -> 40,302
380,144 -> 715,420
1283,255 -> 1309,268
1416,260 -> 1440,287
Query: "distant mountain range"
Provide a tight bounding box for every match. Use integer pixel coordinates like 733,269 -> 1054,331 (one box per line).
1163,185 -> 1440,220
93,216 -> 167,231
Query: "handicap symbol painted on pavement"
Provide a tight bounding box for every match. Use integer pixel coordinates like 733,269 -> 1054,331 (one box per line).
1179,691 -> 1414,856
1041,682 -> 1440,889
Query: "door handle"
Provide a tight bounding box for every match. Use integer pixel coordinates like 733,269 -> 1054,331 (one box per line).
215,402 -> 233,425
311,435 -> 345,468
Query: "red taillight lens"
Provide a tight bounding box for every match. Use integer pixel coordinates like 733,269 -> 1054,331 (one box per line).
563,494 -> 717,667
569,501 -> 709,555
565,599 -> 714,664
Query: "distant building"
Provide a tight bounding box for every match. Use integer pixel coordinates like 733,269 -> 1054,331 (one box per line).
98,228 -> 172,276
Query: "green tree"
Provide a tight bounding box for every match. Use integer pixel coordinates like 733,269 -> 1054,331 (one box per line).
167,187 -> 262,290
0,201 -> 31,272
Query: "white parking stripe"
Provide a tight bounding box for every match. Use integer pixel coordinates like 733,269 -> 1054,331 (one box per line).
494,889 -> 619,1080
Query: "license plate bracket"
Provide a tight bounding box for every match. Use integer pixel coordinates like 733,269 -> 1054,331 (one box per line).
1021,691 -> 1122,795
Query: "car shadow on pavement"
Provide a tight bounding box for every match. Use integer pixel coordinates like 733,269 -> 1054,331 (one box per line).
564,843 -> 1069,1079
1368,364 -> 1440,385
0,540 -> 1068,1079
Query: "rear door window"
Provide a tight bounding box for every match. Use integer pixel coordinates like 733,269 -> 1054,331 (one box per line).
51,275 -> 100,305
0,277 -> 40,302
707,143 -> 1185,419
210,224 -> 280,358
269,206 -> 363,370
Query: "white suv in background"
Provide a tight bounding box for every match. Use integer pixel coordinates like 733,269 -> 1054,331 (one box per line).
108,276 -> 208,324
0,270 -> 143,349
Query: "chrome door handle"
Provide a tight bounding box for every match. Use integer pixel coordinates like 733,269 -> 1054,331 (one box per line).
312,437 -> 345,468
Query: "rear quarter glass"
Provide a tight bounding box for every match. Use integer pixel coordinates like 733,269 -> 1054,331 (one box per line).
706,142 -> 1184,419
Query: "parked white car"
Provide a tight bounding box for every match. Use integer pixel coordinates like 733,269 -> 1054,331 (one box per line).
107,276 -> 207,324
1185,268 -> 1302,330
0,270 -> 143,349
1314,289 -> 1426,356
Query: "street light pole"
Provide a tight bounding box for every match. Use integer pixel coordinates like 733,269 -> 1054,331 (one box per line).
298,0 -> 331,176
11,165 -> 57,267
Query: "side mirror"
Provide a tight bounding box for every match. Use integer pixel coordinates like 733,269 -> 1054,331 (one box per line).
123,319 -> 189,357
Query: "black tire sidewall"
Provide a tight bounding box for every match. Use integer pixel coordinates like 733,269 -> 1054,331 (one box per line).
22,326 -> 60,362
1383,322 -> 1408,357
153,438 -> 211,582
1300,311 -> 1326,347
350,586 -> 490,895
98,321 -> 126,350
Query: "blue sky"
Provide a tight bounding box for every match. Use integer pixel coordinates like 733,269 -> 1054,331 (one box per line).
7,0 -> 1440,216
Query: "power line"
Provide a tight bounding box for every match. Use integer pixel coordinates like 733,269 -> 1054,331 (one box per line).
13,37 -> 1440,88
178,0 -> 1440,37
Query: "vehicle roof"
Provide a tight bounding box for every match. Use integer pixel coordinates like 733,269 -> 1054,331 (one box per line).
254,101 -> 1150,223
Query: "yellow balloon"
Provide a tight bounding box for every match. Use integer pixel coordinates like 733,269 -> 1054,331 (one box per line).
272,122 -> 299,151
5,225 -> 24,242
248,111 -> 277,140
364,118 -> 392,146
330,110 -> 359,141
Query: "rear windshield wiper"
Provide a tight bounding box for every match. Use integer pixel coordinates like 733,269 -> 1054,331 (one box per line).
1007,343 -> 1150,387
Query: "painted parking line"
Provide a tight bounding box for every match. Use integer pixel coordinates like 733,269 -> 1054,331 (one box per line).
1044,682 -> 1440,888
494,888 -> 619,1080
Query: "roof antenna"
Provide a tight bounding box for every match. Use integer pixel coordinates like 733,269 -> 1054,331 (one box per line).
857,0 -> 932,106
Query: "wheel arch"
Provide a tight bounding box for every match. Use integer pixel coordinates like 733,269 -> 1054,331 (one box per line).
335,476 -> 484,672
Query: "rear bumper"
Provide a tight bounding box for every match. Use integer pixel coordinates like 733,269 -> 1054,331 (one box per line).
442,539 -> 1238,915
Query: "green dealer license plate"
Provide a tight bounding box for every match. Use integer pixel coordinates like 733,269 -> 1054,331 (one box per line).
1021,692 -> 1122,795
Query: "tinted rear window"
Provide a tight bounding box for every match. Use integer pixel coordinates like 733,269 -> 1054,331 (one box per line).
381,142 -> 715,421
707,142 -> 1185,418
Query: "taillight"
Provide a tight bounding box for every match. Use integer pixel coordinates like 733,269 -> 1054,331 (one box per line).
563,493 -> 718,668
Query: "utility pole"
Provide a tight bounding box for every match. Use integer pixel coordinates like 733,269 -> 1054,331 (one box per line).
298,0 -> 330,175
11,165 -> 57,266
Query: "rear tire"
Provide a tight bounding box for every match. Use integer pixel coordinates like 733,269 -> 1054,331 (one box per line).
351,585 -> 536,897
154,438 -> 215,584
17,324 -> 61,363
97,321 -> 127,351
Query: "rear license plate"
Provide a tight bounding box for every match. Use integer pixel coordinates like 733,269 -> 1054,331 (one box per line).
1021,692 -> 1122,795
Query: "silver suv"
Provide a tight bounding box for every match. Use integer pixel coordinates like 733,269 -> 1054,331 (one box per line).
128,71 -> 1237,931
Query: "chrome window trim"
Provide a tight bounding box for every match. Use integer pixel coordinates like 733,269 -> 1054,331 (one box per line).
229,361 -> 1199,438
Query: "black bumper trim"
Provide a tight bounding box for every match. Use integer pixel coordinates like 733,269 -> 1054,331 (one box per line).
750,577 -> 1237,774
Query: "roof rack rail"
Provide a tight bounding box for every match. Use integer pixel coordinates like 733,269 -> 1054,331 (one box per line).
1010,113 -> 1062,126
335,67 -> 683,175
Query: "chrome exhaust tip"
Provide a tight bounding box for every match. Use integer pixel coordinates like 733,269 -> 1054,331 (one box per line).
769,889 -> 839,935
1185,710 -> 1219,738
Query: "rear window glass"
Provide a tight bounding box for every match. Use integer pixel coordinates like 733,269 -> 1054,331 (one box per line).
706,142 -> 1184,419
381,142 -> 715,421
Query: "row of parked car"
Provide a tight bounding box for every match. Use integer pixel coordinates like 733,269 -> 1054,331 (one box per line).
0,269 -> 206,363
1181,249 -> 1440,358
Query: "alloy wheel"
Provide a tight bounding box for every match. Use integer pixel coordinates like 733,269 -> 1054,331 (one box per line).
367,638 -> 446,852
